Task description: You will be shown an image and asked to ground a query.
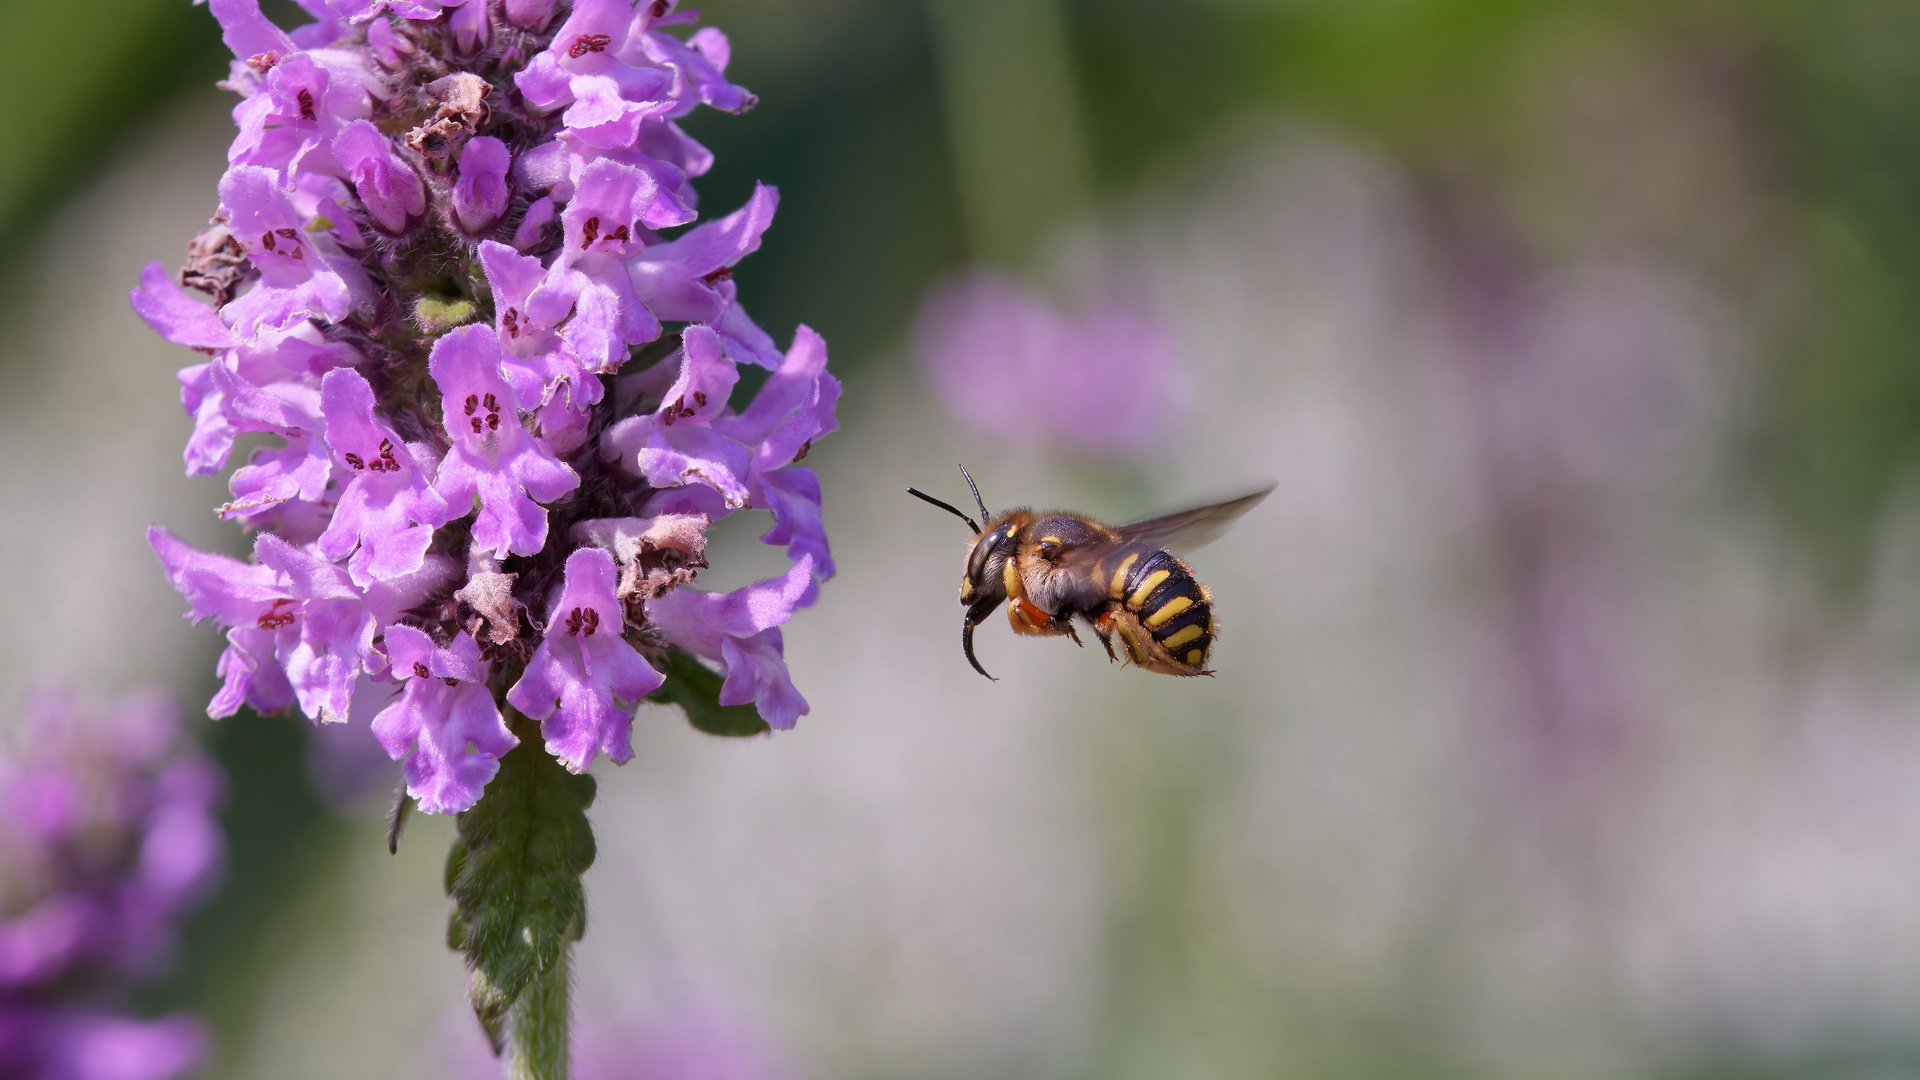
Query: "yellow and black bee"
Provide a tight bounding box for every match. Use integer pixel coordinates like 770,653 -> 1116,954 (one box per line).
910,466 -> 1271,679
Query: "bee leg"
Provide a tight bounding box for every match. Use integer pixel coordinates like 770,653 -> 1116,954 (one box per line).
1063,619 -> 1084,648
1008,596 -> 1073,637
963,595 -> 1003,681
1091,609 -> 1120,663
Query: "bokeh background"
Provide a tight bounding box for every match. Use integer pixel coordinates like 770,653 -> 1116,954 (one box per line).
7,0 -> 1920,1076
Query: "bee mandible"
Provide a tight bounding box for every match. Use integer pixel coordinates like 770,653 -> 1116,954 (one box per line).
909,466 -> 1272,680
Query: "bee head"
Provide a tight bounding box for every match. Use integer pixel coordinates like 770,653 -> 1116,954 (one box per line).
960,516 -> 1021,605
909,466 -> 1019,602
909,466 -> 1011,681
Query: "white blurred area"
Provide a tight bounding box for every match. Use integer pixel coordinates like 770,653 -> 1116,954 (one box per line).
0,89 -> 239,705
20,87 -> 1920,1080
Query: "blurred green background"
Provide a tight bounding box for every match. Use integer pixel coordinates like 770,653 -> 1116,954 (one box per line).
10,0 -> 1920,1078
14,0 -> 1915,568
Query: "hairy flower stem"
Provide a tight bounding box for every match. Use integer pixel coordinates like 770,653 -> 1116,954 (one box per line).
446,708 -> 594,1058
507,945 -> 571,1080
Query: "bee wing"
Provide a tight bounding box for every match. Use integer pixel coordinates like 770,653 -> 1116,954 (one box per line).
1045,534 -> 1154,611
1111,485 -> 1274,554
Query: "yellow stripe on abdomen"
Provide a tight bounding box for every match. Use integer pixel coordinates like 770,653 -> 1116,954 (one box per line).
1128,570 -> 1170,608
1109,553 -> 1139,598
1144,595 -> 1192,628
1161,623 -> 1204,649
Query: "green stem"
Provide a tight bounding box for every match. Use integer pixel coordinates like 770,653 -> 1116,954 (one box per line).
505,942 -> 570,1080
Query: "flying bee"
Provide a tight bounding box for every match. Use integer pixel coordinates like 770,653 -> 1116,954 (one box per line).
909,466 -> 1272,680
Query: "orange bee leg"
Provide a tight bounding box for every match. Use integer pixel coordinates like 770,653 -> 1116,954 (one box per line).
1091,609 -> 1120,663
1008,596 -> 1076,639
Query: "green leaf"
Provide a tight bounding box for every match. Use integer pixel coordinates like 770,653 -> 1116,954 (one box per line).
646,650 -> 770,737
445,711 -> 596,1050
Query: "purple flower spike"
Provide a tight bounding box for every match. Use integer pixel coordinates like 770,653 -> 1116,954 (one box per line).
513,195 -> 558,251
228,49 -> 373,178
504,0 -> 557,30
129,263 -> 231,351
478,240 -> 596,409
208,0 -> 296,74
515,0 -> 632,113
255,533 -> 456,722
206,348 -> 331,513
719,324 -> 840,472
218,165 -> 363,340
429,324 -> 580,558
645,555 -> 817,729
145,0 -> 843,959
321,0 -> 458,24
755,466 -> 832,580
507,549 -> 663,772
632,24 -> 757,116
628,183 -> 778,361
147,526 -> 298,719
452,137 -> 511,235
604,324 -> 751,507
318,368 -> 452,586
34,1013 -> 210,1080
371,627 -> 517,815
563,159 -> 662,260
252,534 -> 368,724
712,325 -> 838,575
334,120 -> 426,233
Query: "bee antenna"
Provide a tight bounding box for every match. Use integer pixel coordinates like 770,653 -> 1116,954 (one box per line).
908,487 -> 981,534
958,464 -> 990,523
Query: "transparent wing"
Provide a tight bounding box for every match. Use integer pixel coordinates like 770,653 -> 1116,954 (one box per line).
1111,485 -> 1274,554
1037,528 -> 1143,612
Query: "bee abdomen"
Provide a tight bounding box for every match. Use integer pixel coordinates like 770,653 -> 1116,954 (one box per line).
1123,549 -> 1215,667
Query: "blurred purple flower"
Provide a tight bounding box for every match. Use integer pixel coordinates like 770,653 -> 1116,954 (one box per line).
577,1010 -> 794,1080
0,688 -> 223,1080
914,270 -> 1186,455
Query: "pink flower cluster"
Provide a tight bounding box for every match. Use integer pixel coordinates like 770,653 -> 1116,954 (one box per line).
137,0 -> 838,814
